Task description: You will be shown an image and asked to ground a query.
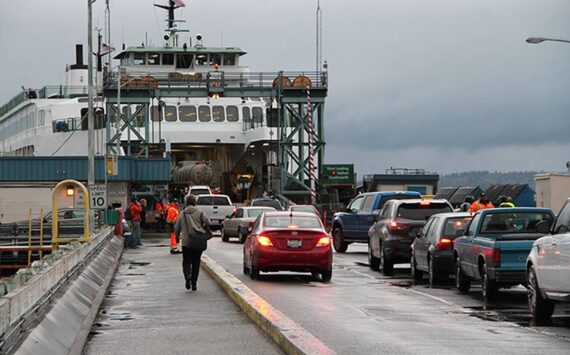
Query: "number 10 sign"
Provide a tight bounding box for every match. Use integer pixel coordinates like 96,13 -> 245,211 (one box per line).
89,185 -> 107,209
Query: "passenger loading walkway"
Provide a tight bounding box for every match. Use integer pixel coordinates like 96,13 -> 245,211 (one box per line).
83,232 -> 282,355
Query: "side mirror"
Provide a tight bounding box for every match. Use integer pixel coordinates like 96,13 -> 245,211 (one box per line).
535,220 -> 551,234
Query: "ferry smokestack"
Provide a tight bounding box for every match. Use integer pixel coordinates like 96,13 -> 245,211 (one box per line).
76,44 -> 84,66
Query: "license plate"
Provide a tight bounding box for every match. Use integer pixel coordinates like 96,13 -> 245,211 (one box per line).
287,239 -> 302,248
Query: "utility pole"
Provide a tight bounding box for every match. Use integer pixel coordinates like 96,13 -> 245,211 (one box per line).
88,0 -> 95,188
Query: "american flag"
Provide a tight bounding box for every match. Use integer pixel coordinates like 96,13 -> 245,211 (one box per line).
173,0 -> 186,7
102,43 -> 116,55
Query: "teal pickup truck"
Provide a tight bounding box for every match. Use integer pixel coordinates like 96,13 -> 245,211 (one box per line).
454,208 -> 554,301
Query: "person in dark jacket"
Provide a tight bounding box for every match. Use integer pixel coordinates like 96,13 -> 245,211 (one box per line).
458,195 -> 475,212
174,194 -> 212,291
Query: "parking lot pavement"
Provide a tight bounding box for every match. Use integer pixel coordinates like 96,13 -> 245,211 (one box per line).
84,232 -> 282,355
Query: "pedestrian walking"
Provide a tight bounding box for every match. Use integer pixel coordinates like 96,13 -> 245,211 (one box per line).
154,198 -> 166,232
166,199 -> 181,254
140,198 -> 148,229
174,194 -> 213,291
470,193 -> 494,212
129,197 -> 143,247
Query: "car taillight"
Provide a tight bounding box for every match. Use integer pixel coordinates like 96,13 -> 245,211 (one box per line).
316,236 -> 331,247
257,235 -> 273,247
492,248 -> 501,266
388,220 -> 408,230
436,238 -> 453,251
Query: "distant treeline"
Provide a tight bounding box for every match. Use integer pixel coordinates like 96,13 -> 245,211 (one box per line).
439,171 -> 550,190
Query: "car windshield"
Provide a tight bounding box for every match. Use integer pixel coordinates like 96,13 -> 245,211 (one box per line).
191,188 -> 211,195
291,206 -> 317,213
264,216 -> 321,228
480,212 -> 554,234
247,208 -> 271,218
397,203 -> 452,220
197,196 -> 230,206
443,217 -> 473,238
252,199 -> 283,210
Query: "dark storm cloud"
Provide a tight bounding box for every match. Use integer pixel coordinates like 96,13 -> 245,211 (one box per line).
2,0 -> 570,174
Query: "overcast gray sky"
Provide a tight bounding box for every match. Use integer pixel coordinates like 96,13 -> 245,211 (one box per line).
2,0 -> 570,176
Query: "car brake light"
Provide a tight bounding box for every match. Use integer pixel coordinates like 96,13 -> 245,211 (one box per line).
436,238 -> 453,251
492,248 -> 501,266
257,235 -> 273,246
316,236 -> 331,247
388,220 -> 407,230
288,224 -> 299,229
420,201 -> 430,206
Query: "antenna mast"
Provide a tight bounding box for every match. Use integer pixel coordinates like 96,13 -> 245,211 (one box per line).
105,0 -> 111,71
154,0 -> 189,47
316,0 -> 322,73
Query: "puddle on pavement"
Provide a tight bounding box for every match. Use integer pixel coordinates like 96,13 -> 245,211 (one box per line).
125,273 -> 146,276
464,306 -> 570,328
108,312 -> 134,321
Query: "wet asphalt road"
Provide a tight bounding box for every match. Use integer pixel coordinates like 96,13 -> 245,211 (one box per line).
206,237 -> 570,354
83,233 -> 282,355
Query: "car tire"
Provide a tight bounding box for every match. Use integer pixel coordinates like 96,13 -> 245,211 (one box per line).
481,264 -> 499,301
527,265 -> 555,320
221,227 -> 229,242
411,253 -> 423,281
250,265 -> 259,280
455,258 -> 471,294
238,229 -> 246,244
380,244 -> 394,276
369,243 -> 381,271
321,270 -> 332,283
428,256 -> 441,286
332,228 -> 348,253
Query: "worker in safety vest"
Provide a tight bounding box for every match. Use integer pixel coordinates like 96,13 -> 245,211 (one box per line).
498,195 -> 516,208
470,193 -> 494,212
166,199 -> 181,254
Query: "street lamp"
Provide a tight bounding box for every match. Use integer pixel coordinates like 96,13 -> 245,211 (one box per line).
526,37 -> 570,45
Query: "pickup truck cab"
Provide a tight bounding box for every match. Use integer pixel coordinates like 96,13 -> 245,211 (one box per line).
195,194 -> 235,231
454,207 -> 554,301
331,191 -> 422,253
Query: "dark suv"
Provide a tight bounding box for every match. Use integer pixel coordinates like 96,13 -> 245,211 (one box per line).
368,199 -> 453,276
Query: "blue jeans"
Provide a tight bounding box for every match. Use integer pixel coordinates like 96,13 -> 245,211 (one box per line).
131,221 -> 141,246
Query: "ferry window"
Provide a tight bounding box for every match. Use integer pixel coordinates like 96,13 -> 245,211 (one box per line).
95,109 -> 105,129
164,106 -> 177,122
120,57 -> 128,66
209,53 -> 221,66
242,107 -> 251,122
252,107 -> 263,123
179,106 -> 197,122
151,105 -> 163,122
38,110 -> 45,126
81,108 -> 89,130
226,106 -> 238,122
163,53 -> 174,65
134,53 -> 146,65
196,53 -> 207,66
267,108 -> 278,127
148,53 -> 160,65
133,105 -> 145,127
198,106 -> 211,122
176,54 -> 193,69
212,106 -> 225,122
223,54 -> 235,66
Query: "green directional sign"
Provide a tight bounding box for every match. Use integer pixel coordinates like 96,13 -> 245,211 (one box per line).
320,164 -> 354,186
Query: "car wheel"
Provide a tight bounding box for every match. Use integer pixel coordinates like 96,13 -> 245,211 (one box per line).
411,253 -> 423,281
369,243 -> 380,271
455,258 -> 471,294
481,264 -> 499,301
238,229 -> 246,244
428,256 -> 441,286
221,227 -> 229,242
311,271 -> 320,280
380,244 -> 394,276
332,228 -> 348,253
527,265 -> 555,320
321,270 -> 332,283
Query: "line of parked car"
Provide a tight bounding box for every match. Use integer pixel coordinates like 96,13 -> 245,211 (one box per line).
333,190 -> 570,321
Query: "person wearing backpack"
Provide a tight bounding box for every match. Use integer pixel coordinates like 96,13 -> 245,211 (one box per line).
174,194 -> 213,291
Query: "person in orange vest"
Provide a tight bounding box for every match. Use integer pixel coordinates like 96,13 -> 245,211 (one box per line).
154,199 -> 166,232
129,198 -> 143,248
470,193 -> 494,212
166,199 -> 181,254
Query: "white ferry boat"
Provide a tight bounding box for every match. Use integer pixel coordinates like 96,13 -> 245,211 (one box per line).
0,0 -> 326,198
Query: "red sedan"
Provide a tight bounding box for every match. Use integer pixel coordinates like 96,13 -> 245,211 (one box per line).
243,211 -> 333,282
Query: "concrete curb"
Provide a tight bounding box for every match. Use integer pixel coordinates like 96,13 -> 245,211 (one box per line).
201,254 -> 336,355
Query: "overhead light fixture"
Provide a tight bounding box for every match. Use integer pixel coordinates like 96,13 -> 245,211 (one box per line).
66,187 -> 75,197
